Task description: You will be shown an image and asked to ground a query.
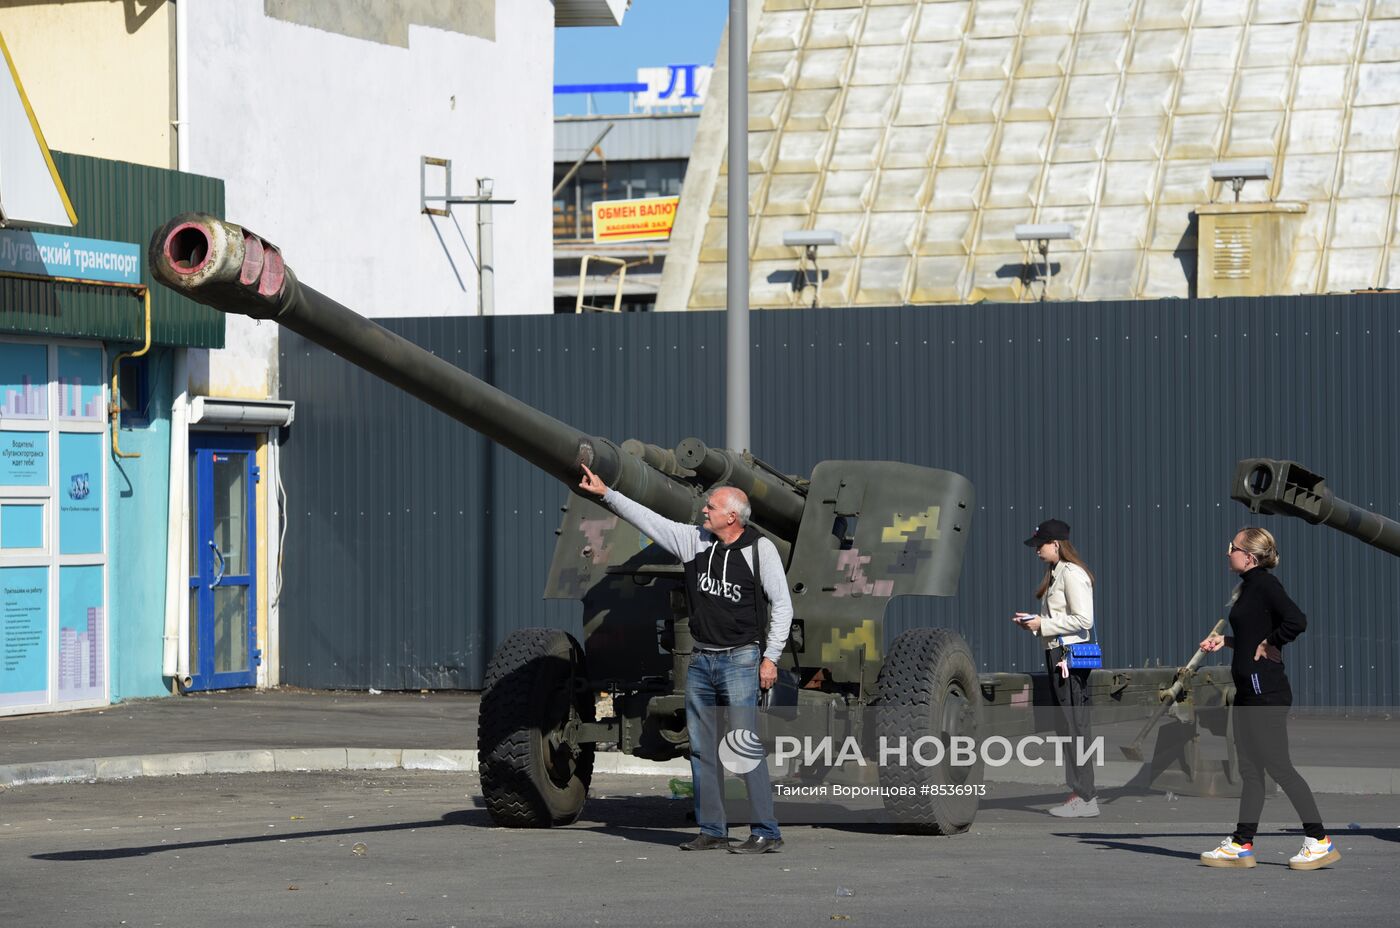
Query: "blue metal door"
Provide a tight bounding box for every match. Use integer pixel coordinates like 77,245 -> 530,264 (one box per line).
187,434 -> 259,690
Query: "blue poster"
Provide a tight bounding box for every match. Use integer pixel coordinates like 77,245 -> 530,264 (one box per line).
0,565 -> 48,706
1,431 -> 48,486
58,565 -> 104,700
56,347 -> 104,419
59,433 -> 102,555
0,341 -> 48,419
1,503 -> 44,549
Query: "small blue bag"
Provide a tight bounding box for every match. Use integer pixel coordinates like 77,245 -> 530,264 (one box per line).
1055,621 -> 1102,669
1064,641 -> 1102,670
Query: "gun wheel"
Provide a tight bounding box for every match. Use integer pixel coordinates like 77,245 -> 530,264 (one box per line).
874,628 -> 983,835
478,628 -> 595,827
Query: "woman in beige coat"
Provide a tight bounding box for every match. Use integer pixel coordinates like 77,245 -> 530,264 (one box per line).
1013,518 -> 1098,817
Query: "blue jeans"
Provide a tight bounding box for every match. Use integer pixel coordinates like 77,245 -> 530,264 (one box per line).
684,644 -> 780,840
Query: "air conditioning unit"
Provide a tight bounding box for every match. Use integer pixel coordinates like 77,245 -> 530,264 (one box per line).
1195,202 -> 1307,298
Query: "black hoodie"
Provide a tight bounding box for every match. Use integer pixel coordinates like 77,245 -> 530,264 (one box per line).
684,524 -> 765,649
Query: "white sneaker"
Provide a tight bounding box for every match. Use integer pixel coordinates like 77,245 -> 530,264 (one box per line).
1047,794 -> 1099,818
1200,837 -> 1257,868
1288,836 -> 1340,871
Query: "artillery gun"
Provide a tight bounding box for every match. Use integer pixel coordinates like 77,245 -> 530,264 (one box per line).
149,214 -> 986,834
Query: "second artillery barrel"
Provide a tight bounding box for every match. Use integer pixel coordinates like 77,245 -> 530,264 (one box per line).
1232,457 -> 1400,557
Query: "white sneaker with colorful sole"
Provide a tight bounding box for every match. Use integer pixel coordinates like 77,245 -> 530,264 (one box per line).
1289,837 -> 1341,871
1200,838 -> 1257,868
1047,795 -> 1099,818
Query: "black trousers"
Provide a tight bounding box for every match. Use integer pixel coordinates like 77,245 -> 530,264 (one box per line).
1231,699 -> 1325,843
1045,650 -> 1096,801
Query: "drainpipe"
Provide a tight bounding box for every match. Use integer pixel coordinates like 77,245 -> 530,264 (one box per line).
166,0 -> 190,684
162,348 -> 192,687
263,431 -> 284,688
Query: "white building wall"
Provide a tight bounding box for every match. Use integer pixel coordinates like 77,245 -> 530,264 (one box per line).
184,1 -> 556,397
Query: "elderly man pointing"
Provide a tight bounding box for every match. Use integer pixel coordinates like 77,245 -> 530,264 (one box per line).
579,464 -> 792,854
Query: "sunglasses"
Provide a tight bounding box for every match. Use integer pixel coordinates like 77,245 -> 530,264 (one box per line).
1227,543 -> 1251,556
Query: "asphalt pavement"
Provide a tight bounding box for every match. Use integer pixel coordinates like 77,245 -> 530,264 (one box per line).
2,691 -> 1398,925
2,769 -> 1396,928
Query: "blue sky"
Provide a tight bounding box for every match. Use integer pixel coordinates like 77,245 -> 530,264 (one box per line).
554,1 -> 729,115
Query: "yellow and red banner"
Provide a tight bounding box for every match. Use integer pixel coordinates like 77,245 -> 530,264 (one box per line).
591,195 -> 679,244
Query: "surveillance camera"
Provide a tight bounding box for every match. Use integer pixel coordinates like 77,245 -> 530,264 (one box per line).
782,230 -> 842,248
1210,160 -> 1272,182
1013,223 -> 1074,242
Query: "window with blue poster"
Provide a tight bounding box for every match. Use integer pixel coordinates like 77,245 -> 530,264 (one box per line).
59,433 -> 102,555
0,342 -> 48,419
0,432 -> 48,486
58,565 -> 105,702
56,346 -> 104,420
1,502 -> 46,551
0,338 -> 108,715
0,565 -> 49,709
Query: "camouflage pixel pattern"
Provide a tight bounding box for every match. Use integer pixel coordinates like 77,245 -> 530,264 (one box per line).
545,494 -> 677,683
786,460 -> 975,683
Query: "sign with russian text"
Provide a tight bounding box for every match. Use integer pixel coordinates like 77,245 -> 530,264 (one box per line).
0,229 -> 141,285
591,196 -> 680,244
1,432 -> 48,486
1,565 -> 48,707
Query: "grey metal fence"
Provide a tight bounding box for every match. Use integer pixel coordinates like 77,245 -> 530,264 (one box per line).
279,294 -> 1400,705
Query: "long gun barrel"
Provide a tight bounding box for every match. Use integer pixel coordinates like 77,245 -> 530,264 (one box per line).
1232,458 -> 1400,557
149,214 -> 698,520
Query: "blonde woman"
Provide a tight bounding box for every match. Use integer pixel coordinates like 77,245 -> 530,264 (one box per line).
1012,519 -> 1098,818
1198,527 -> 1339,871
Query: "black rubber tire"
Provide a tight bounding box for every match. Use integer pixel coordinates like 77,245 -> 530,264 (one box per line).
873,628 -> 983,835
478,628 -> 595,828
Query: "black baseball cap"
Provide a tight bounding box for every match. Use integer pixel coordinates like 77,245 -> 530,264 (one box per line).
1024,518 -> 1071,547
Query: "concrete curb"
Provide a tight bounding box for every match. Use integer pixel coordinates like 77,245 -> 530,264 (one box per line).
273,748 -> 348,773
0,750 -> 1393,794
594,754 -> 690,776
0,758 -> 98,787
0,748 -> 683,788
402,749 -> 475,772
